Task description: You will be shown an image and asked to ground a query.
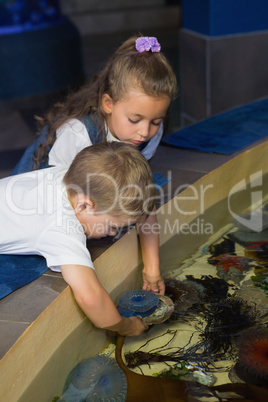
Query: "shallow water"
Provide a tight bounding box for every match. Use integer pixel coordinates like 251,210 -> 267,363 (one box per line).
121,213 -> 268,391
57,204 -> 268,401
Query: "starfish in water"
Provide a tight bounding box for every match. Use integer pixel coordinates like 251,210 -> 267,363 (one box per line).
208,254 -> 253,272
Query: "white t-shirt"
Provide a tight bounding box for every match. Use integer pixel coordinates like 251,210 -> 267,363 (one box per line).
0,167 -> 93,272
48,118 -> 163,167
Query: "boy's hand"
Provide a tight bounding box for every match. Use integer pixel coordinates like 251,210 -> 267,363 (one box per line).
105,316 -> 148,337
142,267 -> 165,295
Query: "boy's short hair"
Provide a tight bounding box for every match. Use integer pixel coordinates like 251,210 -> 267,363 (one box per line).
63,142 -> 155,221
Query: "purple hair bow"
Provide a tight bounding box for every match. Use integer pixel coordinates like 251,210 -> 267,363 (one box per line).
135,37 -> 161,53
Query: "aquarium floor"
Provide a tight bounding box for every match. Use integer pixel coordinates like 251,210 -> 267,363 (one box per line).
0,27 -> 267,360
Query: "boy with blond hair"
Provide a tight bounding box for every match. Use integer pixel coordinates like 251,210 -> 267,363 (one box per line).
0,142 -> 159,336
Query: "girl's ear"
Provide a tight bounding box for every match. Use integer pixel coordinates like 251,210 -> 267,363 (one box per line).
101,94 -> 113,114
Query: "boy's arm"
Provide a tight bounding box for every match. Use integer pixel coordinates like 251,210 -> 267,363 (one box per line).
137,209 -> 165,295
60,264 -> 148,336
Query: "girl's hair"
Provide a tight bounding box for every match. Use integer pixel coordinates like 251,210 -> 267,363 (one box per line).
34,33 -> 178,168
63,142 -> 155,221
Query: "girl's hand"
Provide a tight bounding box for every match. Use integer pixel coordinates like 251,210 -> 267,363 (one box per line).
142,268 -> 165,295
137,210 -> 164,294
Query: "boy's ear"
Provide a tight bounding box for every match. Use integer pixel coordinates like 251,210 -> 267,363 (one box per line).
101,93 -> 113,114
74,196 -> 94,215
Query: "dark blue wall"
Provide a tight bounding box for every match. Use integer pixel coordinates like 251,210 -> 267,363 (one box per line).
182,0 -> 268,36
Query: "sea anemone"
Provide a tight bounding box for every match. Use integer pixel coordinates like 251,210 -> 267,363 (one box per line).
59,355 -> 127,401
117,289 -> 159,317
164,278 -> 200,314
201,296 -> 258,357
233,327 -> 268,385
245,240 -> 268,260
228,229 -> 268,246
209,237 -> 235,256
185,275 -> 230,303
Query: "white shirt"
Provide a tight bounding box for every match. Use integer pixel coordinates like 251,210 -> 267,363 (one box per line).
0,167 -> 93,272
48,118 -> 163,167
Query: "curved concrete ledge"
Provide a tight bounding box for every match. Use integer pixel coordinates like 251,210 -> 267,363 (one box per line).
1,141 -> 268,401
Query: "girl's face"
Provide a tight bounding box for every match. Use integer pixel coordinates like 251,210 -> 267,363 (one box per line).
102,90 -> 170,146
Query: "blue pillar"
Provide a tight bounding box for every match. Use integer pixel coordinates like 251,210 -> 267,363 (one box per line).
182,0 -> 268,36
180,0 -> 268,125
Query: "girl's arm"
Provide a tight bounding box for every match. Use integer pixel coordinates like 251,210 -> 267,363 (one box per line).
60,264 -> 148,336
137,209 -> 165,295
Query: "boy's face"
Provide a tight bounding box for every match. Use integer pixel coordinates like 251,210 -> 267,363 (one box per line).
102,90 -> 170,146
77,210 -> 136,239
